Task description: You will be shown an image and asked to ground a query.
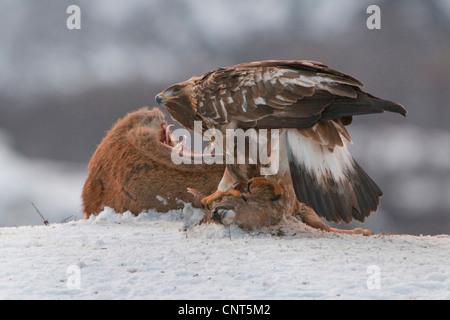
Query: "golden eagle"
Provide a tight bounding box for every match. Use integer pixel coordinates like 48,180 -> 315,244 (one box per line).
156,60 -> 406,223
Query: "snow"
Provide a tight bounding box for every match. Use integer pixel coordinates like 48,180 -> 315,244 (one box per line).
1,207 -> 449,300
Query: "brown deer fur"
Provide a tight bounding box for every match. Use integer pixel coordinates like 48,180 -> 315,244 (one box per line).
82,107 -> 224,216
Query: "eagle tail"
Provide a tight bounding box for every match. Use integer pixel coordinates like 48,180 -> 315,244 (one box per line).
286,129 -> 382,223
321,91 -> 407,121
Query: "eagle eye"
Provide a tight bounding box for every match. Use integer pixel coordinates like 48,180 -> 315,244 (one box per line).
170,86 -> 182,95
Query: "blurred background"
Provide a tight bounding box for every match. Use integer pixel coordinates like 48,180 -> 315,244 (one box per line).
0,0 -> 449,234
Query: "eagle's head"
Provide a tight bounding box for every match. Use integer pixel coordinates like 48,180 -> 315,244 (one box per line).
155,78 -> 201,131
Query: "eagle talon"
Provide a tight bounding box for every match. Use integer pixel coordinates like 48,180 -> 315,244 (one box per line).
247,177 -> 284,200
245,181 -> 253,194
201,189 -> 246,210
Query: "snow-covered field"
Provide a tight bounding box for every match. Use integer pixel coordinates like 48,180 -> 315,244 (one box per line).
1,207 -> 449,300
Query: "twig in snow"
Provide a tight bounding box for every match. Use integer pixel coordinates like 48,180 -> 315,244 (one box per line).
31,202 -> 49,226
60,215 -> 73,224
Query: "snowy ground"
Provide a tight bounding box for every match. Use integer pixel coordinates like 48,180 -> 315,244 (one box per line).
1,207 -> 449,300
1,125 -> 449,300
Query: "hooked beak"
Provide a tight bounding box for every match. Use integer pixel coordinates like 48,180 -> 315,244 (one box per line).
155,93 -> 164,105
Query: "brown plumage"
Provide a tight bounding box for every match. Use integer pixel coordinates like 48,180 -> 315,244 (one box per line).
156,60 -> 407,223
81,107 -> 224,217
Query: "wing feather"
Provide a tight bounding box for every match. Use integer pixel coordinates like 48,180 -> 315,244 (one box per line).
192,60 -> 406,130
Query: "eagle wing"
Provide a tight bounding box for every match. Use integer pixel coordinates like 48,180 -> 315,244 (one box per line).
192,60 -> 406,130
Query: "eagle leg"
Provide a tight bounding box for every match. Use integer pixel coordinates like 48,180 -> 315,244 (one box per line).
246,177 -> 284,201
201,189 -> 247,210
